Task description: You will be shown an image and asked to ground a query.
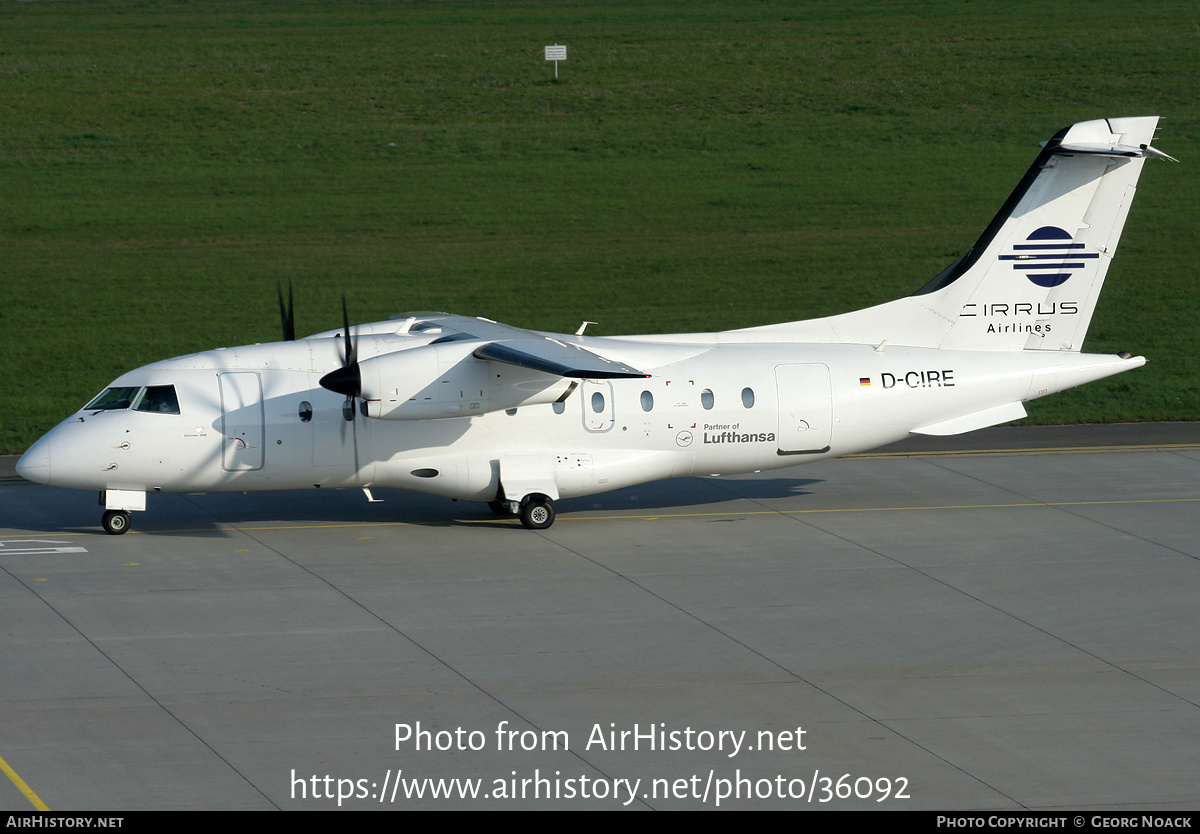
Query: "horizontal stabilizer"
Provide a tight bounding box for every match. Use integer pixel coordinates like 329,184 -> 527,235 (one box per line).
1055,140 -> 1177,162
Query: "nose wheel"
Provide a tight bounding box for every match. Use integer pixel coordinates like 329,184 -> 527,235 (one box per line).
102,510 -> 131,535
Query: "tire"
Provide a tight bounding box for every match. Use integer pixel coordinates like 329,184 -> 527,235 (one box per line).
102,510 -> 131,535
519,497 -> 555,530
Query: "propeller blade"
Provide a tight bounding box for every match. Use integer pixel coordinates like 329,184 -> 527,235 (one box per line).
322,294 -> 363,477
319,294 -> 362,397
277,281 -> 296,342
349,396 -> 360,475
342,295 -> 357,368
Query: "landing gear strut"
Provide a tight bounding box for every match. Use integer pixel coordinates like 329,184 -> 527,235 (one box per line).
519,495 -> 556,530
102,510 -> 131,535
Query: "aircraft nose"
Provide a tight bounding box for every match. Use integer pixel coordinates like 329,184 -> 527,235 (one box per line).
16,435 -> 51,485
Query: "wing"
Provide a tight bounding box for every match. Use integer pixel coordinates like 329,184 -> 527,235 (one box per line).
422,315 -> 646,379
472,340 -> 644,379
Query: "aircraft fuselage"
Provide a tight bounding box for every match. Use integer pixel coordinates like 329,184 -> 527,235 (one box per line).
21,331 -> 1137,503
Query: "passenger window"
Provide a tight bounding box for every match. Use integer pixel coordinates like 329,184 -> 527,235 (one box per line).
701,389 -> 714,410
640,390 -> 654,412
591,392 -> 605,413
298,401 -> 313,422
134,385 -> 180,414
741,387 -> 755,408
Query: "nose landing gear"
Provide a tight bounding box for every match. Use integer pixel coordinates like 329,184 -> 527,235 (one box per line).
102,510 -> 131,535
99,489 -> 144,535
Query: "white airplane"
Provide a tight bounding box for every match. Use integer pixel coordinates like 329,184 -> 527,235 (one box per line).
17,117 -> 1175,533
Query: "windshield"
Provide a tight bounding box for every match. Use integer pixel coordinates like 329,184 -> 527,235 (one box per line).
85,387 -> 140,411
133,385 -> 180,414
84,384 -> 180,414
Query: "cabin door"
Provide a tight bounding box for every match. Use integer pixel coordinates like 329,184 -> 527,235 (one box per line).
774,364 -> 833,455
219,372 -> 265,471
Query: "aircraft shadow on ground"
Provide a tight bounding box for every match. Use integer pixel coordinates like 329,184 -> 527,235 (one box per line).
1,476 -> 824,536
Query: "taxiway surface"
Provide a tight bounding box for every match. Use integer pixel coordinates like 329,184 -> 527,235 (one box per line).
1,424 -> 1197,810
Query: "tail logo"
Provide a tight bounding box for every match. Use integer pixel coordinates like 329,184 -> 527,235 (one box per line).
1000,226 -> 1099,288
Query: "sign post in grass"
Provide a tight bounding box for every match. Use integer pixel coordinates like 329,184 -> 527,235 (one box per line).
545,44 -> 566,80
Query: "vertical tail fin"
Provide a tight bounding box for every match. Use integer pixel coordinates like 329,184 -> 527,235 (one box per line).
917,117 -> 1173,351
735,118 -> 1174,351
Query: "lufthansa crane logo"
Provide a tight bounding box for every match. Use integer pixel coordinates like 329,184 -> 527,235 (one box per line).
999,226 -> 1100,288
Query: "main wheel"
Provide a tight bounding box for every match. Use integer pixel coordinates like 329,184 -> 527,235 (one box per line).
102,510 -> 131,535
519,497 -> 555,530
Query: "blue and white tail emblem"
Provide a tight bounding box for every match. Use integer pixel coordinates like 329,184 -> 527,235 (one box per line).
999,226 -> 1100,288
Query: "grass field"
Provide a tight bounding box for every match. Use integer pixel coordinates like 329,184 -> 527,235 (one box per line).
2,0 -> 1197,453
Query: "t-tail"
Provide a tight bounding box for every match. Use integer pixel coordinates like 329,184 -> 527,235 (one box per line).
737,117 -> 1175,351
915,116 -> 1175,351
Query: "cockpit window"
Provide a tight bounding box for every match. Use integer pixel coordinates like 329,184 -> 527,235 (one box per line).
133,385 -> 180,414
85,387 -> 140,411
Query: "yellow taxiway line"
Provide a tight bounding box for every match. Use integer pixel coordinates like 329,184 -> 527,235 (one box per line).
0,751 -> 50,811
849,442 -> 1200,458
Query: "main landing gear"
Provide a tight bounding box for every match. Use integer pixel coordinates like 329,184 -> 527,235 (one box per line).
518,495 -> 555,530
489,494 -> 557,530
102,510 -> 131,535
